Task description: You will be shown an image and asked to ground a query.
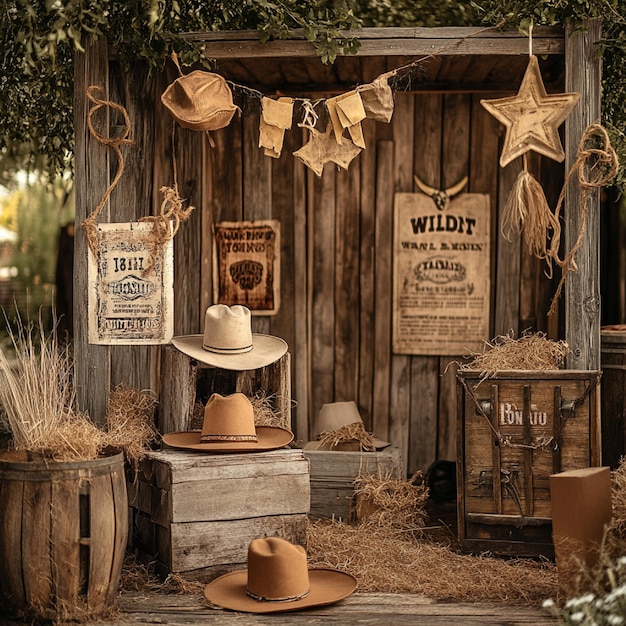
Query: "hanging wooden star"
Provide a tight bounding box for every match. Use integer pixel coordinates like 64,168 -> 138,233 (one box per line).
293,123 -> 362,177
481,55 -> 580,168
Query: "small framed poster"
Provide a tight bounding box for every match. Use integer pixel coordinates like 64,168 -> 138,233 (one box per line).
212,220 -> 280,315
87,222 -> 174,344
392,192 -> 491,355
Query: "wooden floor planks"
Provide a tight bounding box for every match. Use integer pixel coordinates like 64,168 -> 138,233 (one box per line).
64,591 -> 558,625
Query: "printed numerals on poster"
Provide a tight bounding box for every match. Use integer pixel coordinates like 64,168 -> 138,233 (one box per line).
88,222 -> 174,344
392,192 -> 491,355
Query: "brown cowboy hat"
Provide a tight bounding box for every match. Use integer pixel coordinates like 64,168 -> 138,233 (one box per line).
172,304 -> 288,371
162,392 -> 293,453
204,537 -> 357,613
161,70 -> 239,132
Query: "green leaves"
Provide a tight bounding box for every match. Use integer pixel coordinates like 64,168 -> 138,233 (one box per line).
1,0 -> 625,195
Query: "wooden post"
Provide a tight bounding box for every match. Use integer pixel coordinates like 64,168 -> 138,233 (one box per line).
564,19 -> 602,370
73,39 -> 111,423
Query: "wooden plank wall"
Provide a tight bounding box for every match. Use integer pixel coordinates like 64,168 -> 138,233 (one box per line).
75,47 -> 564,477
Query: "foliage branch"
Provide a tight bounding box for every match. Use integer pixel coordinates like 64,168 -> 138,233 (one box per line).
0,0 -> 625,193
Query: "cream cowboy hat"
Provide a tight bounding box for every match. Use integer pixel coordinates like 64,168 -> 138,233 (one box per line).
172,304 -> 288,370
161,70 -> 239,132
204,536 -> 357,613
162,392 -> 293,452
304,400 -> 390,451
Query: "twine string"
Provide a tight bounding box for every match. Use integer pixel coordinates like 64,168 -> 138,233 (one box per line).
83,88 -> 194,275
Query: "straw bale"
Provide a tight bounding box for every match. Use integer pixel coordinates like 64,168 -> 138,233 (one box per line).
460,330 -> 569,378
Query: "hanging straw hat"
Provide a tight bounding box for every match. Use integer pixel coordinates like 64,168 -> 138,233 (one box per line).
162,392 -> 293,452
161,70 -> 239,132
172,304 -> 288,371
304,400 -> 390,451
204,536 -> 357,613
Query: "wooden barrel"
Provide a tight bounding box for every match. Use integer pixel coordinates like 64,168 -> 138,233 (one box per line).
0,451 -> 128,620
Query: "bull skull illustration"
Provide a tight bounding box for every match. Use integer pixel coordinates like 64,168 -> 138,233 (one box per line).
413,174 -> 468,211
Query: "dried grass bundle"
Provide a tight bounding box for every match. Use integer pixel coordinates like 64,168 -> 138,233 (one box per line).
104,383 -> 159,466
501,169 -> 560,274
306,519 -> 557,605
318,422 -> 375,452
0,313 -> 104,461
460,330 -> 569,378
353,471 -> 429,537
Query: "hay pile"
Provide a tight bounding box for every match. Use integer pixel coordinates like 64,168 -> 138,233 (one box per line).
460,330 -> 570,378
306,519 -> 556,604
105,383 -> 159,466
353,471 -> 429,536
301,470 -> 557,605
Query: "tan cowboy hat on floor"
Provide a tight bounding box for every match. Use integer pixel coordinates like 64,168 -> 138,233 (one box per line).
172,304 -> 288,371
161,70 -> 239,132
304,400 -> 390,451
162,392 -> 293,452
204,536 -> 357,613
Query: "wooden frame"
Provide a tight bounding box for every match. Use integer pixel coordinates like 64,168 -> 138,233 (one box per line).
74,24 -> 601,476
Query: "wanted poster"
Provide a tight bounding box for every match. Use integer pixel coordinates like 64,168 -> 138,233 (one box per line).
393,192 -> 490,355
88,222 -> 173,344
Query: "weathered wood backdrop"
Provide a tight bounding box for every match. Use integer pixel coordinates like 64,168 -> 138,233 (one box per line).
74,25 -> 601,476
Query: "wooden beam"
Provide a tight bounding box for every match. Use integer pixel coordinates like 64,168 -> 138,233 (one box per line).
175,27 -> 565,59
564,19 -> 602,370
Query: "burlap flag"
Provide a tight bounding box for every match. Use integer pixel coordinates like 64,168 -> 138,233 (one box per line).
358,75 -> 395,123
259,96 -> 294,158
326,90 -> 366,148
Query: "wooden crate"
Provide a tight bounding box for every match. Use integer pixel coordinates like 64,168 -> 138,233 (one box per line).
456,370 -> 602,558
127,448 -> 310,581
157,344 -> 291,434
303,447 -> 406,521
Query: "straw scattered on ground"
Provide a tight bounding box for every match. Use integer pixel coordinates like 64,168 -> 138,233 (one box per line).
460,330 -> 570,378
306,519 -> 557,605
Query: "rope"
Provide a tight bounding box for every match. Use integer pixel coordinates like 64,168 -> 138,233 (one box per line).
548,123 -> 619,315
83,87 -> 194,275
82,85 -> 134,257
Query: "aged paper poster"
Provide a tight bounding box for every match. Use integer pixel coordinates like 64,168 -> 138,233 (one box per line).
88,222 -> 173,344
393,192 -> 490,355
213,220 -> 280,315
